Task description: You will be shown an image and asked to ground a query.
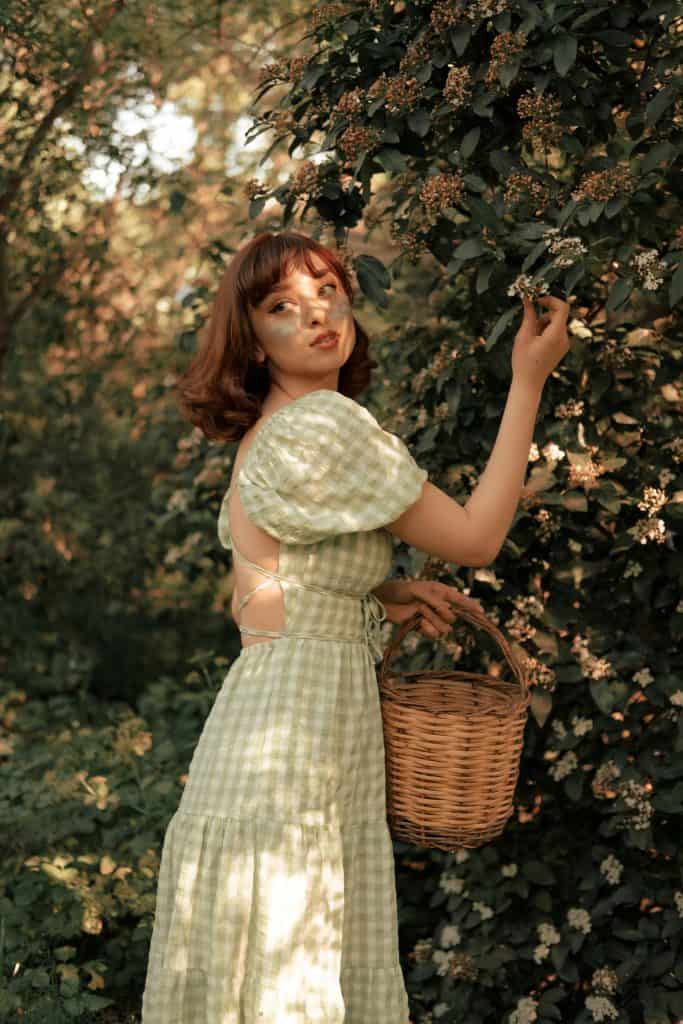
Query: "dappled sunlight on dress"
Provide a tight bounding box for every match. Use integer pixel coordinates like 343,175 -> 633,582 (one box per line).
141,389 -> 428,1024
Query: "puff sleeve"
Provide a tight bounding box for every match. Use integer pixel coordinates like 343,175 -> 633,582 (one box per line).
236,389 -> 428,545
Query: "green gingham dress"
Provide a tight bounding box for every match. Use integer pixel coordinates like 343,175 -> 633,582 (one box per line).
141,389 -> 428,1024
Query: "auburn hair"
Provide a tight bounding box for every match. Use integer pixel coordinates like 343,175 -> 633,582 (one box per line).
175,230 -> 378,442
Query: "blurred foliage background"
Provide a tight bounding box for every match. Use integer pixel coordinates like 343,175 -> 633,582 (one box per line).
1,0 -> 682,1022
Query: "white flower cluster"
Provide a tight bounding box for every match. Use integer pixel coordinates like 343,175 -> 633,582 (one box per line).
501,862 -> 518,878
472,900 -> 494,920
454,847 -> 470,863
629,247 -> 668,291
549,750 -> 578,781
567,907 -> 592,934
585,994 -> 619,1021
543,440 -> 565,462
433,1003 -> 450,1018
538,921 -> 561,945
599,853 -> 623,886
440,924 -> 461,947
669,690 -> 683,706
506,273 -> 551,300
543,227 -> 588,268
533,921 -> 560,963
674,890 -> 683,917
571,714 -> 593,737
439,871 -> 466,895
592,966 -> 618,995
615,778 -> 654,831
592,759 -> 621,798
166,488 -> 192,512
509,995 -> 539,1024
551,718 -> 567,739
623,560 -> 644,579
632,666 -> 654,688
432,947 -> 456,976
533,942 -> 550,963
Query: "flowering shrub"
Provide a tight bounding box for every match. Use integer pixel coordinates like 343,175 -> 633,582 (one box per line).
247,1 -> 683,1022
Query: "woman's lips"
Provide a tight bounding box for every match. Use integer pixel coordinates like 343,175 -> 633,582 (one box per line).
311,331 -> 339,348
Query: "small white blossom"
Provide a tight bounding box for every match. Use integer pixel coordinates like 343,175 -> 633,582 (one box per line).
167,489 -> 192,512
533,943 -> 550,963
629,247 -> 667,291
669,690 -> 683,707
510,995 -> 539,1024
501,862 -> 518,878
567,907 -> 592,934
592,967 -> 618,995
632,667 -> 653,688
472,900 -> 493,920
439,872 -> 466,895
571,714 -> 593,737
433,1004 -> 450,1018
537,922 -> 561,945
585,994 -> 619,1021
549,750 -> 578,781
432,947 -> 455,976
599,854 -> 623,886
441,924 -> 461,947
673,890 -> 683,917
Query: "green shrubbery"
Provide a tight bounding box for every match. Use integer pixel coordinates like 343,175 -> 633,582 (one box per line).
0,660 -> 227,1022
240,1 -> 683,1022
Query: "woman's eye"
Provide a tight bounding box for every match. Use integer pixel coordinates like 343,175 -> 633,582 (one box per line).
269,282 -> 336,314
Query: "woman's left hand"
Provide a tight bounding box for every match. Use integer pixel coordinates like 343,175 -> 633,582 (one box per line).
378,579 -> 485,639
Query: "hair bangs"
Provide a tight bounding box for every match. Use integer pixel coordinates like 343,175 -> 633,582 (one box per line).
237,233 -> 351,312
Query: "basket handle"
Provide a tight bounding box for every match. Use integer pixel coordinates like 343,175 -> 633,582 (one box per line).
378,593 -> 529,700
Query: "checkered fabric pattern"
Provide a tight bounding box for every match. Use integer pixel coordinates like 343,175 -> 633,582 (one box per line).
141,389 -> 428,1023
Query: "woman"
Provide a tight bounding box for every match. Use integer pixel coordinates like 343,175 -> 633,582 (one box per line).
141,229 -> 571,1023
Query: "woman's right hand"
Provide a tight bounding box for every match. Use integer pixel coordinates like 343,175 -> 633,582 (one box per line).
511,294 -> 572,393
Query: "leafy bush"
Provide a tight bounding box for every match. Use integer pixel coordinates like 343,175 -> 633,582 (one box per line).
0,657 -> 227,1022
241,1 -> 683,1021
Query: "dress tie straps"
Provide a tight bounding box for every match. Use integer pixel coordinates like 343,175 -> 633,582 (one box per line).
361,591 -> 388,663
228,537 -> 388,660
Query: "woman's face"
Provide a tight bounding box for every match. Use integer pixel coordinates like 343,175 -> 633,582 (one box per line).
248,254 -> 355,393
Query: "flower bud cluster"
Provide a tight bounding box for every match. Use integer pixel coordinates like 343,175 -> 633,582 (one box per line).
517,90 -> 564,148
443,65 -> 473,109
571,163 -> 637,202
503,172 -> 551,216
485,31 -> 527,90
419,172 -> 465,223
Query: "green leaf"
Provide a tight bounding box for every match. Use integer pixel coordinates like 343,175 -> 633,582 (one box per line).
523,861 -> 556,885
641,141 -> 676,174
248,195 -> 267,220
529,687 -> 553,728
645,86 -> 675,127
407,109 -> 431,138
606,276 -> 633,312
355,254 -> 390,308
450,24 -> 472,55
375,147 -> 409,173
476,260 -> 496,294
560,491 -> 588,512
453,238 -> 488,261
485,306 -> 518,351
589,679 -> 617,714
554,35 -> 577,76
498,57 -> 521,89
460,126 -> 480,159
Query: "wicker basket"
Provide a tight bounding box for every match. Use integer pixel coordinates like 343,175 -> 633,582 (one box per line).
376,595 -> 531,851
